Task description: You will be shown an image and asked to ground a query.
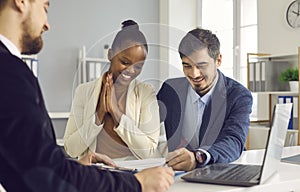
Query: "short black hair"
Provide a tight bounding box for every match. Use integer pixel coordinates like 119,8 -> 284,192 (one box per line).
178,28 -> 220,61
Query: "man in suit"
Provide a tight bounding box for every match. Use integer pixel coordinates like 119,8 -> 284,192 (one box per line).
157,28 -> 252,171
0,0 -> 174,191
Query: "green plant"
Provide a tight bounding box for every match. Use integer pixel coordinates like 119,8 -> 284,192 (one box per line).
279,67 -> 299,82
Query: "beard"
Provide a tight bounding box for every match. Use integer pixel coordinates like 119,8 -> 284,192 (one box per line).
193,73 -> 218,96
20,17 -> 44,55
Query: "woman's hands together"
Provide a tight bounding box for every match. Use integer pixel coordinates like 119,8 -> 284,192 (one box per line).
96,72 -> 123,124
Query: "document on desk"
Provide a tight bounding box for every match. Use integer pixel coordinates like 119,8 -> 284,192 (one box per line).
114,158 -> 165,172
281,154 -> 300,165
95,158 -> 186,176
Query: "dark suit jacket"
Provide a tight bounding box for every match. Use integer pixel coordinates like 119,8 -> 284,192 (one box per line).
157,70 -> 252,164
0,42 -> 141,192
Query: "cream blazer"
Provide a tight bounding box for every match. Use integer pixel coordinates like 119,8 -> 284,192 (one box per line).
63,76 -> 166,159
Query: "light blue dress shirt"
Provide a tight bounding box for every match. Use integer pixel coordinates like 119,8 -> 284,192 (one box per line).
182,86 -> 212,147
182,75 -> 219,165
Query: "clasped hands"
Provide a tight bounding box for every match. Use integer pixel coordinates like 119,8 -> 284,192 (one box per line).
96,72 -> 123,125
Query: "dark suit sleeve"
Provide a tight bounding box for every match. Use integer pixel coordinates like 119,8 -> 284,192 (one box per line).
157,81 -> 182,140
0,56 -> 141,192
206,86 -> 252,164
157,81 -> 172,123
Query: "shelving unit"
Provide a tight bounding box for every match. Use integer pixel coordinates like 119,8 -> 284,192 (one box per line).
48,112 -> 70,140
48,112 -> 70,119
21,54 -> 38,77
77,46 -> 109,84
246,48 -> 300,148
247,53 -> 270,92
247,53 -> 297,92
248,124 -> 298,149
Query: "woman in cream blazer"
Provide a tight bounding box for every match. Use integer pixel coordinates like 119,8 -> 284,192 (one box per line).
63,77 -> 164,159
64,20 -> 166,160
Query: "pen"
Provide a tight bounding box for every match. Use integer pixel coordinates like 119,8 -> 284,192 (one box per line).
114,166 -> 138,174
162,162 -> 186,177
93,163 -> 138,174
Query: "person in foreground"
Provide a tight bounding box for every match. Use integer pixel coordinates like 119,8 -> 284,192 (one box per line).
64,19 -> 166,161
157,28 -> 252,171
0,0 -> 173,191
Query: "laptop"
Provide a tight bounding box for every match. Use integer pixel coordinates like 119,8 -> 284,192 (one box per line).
181,103 -> 293,187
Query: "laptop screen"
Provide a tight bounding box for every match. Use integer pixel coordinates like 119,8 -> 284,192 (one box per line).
260,103 -> 292,184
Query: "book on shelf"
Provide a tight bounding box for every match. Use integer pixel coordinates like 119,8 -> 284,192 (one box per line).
249,61 -> 266,92
78,46 -> 110,84
87,61 -> 103,82
248,59 -> 295,92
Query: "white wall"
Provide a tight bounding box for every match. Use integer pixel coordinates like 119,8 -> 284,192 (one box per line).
159,0 -> 198,82
258,0 -> 300,55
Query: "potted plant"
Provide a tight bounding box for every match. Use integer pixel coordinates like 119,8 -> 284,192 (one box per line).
279,67 -> 299,92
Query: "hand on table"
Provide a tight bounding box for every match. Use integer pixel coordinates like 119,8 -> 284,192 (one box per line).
78,150 -> 116,167
166,148 -> 197,171
135,166 -> 174,192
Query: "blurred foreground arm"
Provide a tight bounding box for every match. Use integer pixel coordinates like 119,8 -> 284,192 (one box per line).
135,167 -> 174,192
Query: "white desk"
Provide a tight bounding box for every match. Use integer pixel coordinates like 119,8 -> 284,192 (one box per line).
169,146 -> 300,192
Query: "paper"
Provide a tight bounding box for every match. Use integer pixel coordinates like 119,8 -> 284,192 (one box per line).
281,154 -> 300,165
114,158 -> 165,171
293,97 -> 298,118
95,158 -> 186,176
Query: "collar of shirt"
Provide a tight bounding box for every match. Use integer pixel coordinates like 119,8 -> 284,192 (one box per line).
189,72 -> 219,105
189,85 -> 201,104
0,34 -> 22,59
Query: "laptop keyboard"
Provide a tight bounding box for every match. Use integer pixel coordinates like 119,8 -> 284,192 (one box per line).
195,164 -> 262,181
216,164 -> 261,181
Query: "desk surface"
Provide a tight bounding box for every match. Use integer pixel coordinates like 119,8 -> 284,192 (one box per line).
169,146 -> 300,192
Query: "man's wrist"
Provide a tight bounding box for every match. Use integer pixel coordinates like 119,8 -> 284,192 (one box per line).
194,149 -> 211,166
194,150 -> 206,164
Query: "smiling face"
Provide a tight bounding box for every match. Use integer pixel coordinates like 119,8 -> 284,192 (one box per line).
182,48 -> 222,96
108,44 -> 147,86
21,0 -> 50,55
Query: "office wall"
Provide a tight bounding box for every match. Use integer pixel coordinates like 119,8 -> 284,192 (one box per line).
258,0 -> 300,55
159,0 -> 198,81
38,0 -> 159,113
